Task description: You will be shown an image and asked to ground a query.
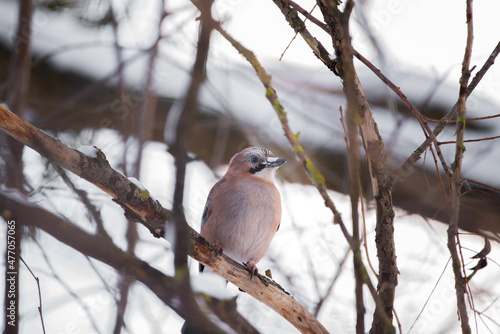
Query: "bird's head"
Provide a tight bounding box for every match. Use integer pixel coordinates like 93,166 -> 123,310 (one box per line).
227,147 -> 286,180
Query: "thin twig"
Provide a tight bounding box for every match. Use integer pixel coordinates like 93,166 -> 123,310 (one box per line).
32,238 -> 102,334
19,254 -> 46,334
279,3 -> 318,61
424,113 -> 500,123
313,248 -> 350,318
429,144 -> 449,201
438,135 -> 500,145
56,166 -> 110,238
284,0 -> 330,33
408,257 -> 452,333
465,178 -> 500,194
272,0 -> 337,72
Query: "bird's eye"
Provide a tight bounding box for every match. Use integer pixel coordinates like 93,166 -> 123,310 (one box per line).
250,156 -> 259,164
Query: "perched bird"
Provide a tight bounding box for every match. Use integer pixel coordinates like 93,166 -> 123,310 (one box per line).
200,146 -> 286,276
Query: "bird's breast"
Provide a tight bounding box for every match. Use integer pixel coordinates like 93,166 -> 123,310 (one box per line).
209,179 -> 281,263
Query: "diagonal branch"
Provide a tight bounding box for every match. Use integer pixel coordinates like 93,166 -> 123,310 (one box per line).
0,105 -> 171,237
273,0 -> 336,72
351,50 -> 453,181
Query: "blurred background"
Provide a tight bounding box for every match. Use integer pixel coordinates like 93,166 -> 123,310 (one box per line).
1,0 -> 500,333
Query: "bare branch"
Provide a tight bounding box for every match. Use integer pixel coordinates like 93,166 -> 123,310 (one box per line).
352,49 -> 453,181
328,4 -> 366,333
18,255 -> 46,334
447,1 -> 474,333
439,135 -> 500,145
0,104 -> 171,237
273,0 -> 337,72
284,0 -> 330,33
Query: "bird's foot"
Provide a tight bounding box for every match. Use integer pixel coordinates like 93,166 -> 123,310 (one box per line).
213,242 -> 223,257
244,260 -> 258,279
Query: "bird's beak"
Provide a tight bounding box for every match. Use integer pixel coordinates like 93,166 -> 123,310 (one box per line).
265,156 -> 287,168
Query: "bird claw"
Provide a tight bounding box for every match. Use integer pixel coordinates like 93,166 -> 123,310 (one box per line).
213,243 -> 223,257
244,260 -> 258,279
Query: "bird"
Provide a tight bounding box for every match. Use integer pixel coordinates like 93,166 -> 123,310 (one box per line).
200,146 -> 286,277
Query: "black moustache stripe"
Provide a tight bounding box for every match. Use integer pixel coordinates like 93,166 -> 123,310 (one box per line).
249,163 -> 266,174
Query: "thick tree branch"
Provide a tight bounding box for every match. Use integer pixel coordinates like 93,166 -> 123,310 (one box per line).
0,104 -> 171,237
0,104 -> 328,333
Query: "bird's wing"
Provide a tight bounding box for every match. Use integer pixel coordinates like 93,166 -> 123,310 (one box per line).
200,198 -> 212,230
200,178 -> 226,230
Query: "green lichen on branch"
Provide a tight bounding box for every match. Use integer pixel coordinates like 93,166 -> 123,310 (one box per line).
353,250 -> 370,283
291,133 -> 304,153
139,189 -> 150,199
305,158 -> 326,186
265,87 -> 287,120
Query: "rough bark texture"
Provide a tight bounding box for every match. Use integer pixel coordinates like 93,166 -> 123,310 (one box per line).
0,104 -> 171,237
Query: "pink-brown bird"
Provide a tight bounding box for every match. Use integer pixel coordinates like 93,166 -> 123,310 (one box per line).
200,147 -> 286,276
